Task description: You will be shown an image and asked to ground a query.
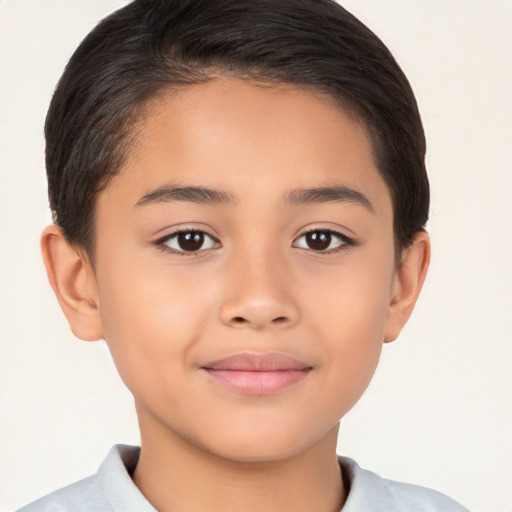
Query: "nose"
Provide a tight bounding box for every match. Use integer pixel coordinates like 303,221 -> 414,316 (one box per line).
219,247 -> 300,331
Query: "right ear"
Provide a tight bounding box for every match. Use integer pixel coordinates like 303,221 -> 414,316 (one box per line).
41,225 -> 104,341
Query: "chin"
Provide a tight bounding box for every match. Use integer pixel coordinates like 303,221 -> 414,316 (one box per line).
196,422 -> 333,464
213,444 -> 308,464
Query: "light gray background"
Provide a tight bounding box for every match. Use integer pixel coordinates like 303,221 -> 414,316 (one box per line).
1,1 -> 511,511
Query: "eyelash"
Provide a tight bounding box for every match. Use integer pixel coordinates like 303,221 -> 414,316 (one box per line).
154,229 -> 221,257
293,228 -> 355,254
154,228 -> 355,257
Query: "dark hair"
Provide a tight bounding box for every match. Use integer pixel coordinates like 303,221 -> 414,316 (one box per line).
46,0 -> 429,257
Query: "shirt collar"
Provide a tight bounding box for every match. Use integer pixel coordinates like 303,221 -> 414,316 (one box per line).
97,445 -> 399,512
98,445 -> 156,511
339,456 -> 401,512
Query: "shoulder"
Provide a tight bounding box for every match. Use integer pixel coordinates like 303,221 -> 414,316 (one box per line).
16,445 -> 154,512
16,474 -> 108,512
339,456 -> 471,512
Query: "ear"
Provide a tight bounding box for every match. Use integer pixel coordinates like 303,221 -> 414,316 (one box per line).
41,225 -> 104,341
384,231 -> 430,343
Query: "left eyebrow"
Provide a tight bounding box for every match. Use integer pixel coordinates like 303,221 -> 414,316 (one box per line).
284,185 -> 375,213
136,185 -> 237,207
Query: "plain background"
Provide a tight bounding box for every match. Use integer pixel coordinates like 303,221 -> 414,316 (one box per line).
1,1 -> 511,511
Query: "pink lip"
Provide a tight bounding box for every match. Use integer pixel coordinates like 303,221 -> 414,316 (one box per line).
201,353 -> 312,395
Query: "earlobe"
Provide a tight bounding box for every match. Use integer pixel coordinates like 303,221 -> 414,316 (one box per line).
41,225 -> 104,341
384,231 -> 430,343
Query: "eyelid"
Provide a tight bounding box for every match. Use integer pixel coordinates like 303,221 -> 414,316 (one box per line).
154,227 -> 221,256
152,225 -> 356,257
292,227 -> 356,253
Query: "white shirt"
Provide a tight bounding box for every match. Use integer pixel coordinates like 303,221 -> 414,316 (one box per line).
17,445 -> 470,511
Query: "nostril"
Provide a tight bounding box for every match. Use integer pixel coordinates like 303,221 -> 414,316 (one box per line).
273,316 -> 287,324
233,317 -> 246,324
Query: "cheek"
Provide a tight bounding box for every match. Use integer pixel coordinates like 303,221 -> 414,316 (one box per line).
303,251 -> 394,338
301,254 -> 394,406
94,257 -> 215,393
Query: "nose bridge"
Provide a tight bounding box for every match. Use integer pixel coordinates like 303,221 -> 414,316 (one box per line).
219,236 -> 299,330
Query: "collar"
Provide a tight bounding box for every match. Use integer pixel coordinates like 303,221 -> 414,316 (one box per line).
98,445 -> 400,512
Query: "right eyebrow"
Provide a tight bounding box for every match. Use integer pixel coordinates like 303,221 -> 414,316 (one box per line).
135,185 -> 237,207
284,185 -> 375,213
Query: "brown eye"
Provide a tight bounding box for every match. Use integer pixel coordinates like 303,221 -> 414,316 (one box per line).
177,232 -> 205,251
305,231 -> 331,250
293,229 -> 349,252
161,230 -> 219,254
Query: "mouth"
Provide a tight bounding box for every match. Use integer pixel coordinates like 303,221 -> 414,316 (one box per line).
201,353 -> 313,395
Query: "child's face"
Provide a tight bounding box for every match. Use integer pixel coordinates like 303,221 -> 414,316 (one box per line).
90,77 -> 403,461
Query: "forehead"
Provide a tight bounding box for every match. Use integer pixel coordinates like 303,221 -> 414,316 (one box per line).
102,77 -> 392,216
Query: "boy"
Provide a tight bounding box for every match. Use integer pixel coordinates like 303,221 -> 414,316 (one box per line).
18,0 -> 470,510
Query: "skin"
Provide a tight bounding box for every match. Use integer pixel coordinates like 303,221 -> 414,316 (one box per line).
42,77 -> 430,512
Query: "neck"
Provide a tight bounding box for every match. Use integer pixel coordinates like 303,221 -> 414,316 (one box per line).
132,409 -> 345,512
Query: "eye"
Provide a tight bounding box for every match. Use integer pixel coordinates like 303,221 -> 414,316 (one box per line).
293,229 -> 352,253
156,229 -> 220,255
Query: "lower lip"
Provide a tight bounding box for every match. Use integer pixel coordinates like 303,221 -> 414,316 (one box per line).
203,369 -> 311,395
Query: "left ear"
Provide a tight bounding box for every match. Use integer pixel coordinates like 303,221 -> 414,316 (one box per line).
384,231 -> 430,343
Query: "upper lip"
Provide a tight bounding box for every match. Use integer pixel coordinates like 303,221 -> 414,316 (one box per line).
202,353 -> 312,371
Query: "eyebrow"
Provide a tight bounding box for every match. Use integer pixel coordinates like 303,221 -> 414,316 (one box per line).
285,185 -> 374,212
135,183 -> 374,212
136,185 -> 237,207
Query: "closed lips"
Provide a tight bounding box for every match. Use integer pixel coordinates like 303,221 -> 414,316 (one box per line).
201,353 -> 313,395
